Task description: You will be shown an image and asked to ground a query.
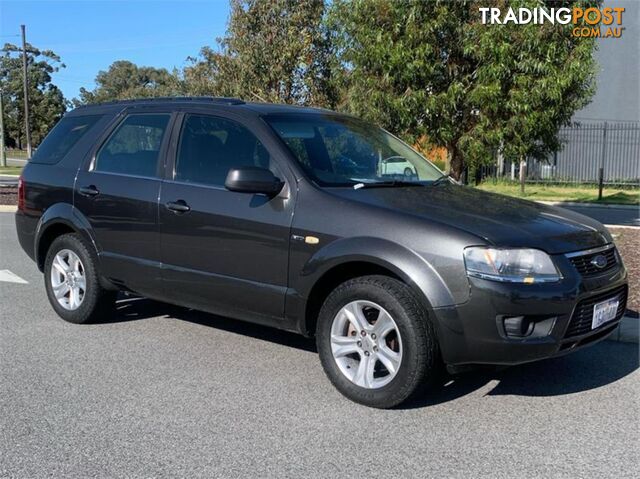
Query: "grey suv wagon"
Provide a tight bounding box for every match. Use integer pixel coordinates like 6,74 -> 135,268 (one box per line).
15,97 -> 628,408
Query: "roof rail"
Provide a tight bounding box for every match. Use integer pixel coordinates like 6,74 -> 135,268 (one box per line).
75,96 -> 246,108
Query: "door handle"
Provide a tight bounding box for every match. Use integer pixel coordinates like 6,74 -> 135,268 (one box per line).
79,185 -> 100,197
165,200 -> 191,213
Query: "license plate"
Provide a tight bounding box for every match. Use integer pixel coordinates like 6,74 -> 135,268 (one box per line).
592,298 -> 619,329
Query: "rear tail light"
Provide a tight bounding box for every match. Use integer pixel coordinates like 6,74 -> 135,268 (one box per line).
17,176 -> 25,211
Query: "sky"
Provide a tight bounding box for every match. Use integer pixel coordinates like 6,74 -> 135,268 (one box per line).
0,0 -> 231,101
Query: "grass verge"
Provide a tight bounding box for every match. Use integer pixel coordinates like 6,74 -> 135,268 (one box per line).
0,166 -> 23,176
477,181 -> 639,205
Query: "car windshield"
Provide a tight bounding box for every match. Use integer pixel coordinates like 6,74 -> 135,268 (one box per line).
264,114 -> 445,187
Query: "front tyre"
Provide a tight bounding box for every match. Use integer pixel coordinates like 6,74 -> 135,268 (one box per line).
44,233 -> 116,324
316,275 -> 439,408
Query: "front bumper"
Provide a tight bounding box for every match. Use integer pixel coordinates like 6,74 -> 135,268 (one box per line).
433,249 -> 628,366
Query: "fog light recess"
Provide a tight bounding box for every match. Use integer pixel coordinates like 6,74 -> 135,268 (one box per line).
503,316 -> 534,338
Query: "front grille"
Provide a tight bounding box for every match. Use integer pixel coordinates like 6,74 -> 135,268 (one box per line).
568,246 -> 618,276
564,285 -> 627,338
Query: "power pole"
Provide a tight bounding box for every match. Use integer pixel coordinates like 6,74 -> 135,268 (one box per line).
21,24 -> 32,159
0,91 -> 6,167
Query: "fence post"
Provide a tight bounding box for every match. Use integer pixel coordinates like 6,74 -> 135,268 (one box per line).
598,121 -> 607,200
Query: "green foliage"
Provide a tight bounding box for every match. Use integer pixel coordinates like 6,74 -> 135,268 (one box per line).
475,0 -> 599,164
74,60 -> 182,105
330,0 -> 599,179
0,42 -> 66,148
184,0 -> 338,106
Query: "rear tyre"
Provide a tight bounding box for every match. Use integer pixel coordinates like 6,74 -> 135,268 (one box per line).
316,275 -> 439,408
44,233 -> 116,324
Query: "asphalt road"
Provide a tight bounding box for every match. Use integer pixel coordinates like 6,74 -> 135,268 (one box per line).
0,176 -> 19,187
563,204 -> 639,227
1,212 -> 639,478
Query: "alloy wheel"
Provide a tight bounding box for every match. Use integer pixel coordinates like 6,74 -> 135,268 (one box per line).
330,300 -> 403,389
50,249 -> 86,310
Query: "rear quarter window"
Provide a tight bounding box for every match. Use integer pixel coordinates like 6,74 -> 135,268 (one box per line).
30,114 -> 103,165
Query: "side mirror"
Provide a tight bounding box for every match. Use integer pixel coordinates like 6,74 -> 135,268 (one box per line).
224,167 -> 284,196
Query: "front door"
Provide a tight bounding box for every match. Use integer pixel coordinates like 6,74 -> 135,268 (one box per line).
74,112 -> 173,297
159,113 -> 294,322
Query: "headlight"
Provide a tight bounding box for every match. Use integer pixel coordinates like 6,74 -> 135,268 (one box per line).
464,247 -> 562,283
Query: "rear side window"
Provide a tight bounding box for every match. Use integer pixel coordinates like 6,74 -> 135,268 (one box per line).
94,114 -> 170,177
31,114 -> 102,165
175,114 -> 271,186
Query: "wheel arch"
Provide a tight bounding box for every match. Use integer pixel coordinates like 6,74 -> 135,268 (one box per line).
34,203 -> 99,272
296,237 -> 454,337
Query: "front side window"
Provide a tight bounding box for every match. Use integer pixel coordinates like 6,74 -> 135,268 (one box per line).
94,114 -> 170,177
265,114 -> 444,187
175,114 -> 271,186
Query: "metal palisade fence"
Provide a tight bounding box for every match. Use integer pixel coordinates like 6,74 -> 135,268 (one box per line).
529,121 -> 639,185
481,121 -> 640,186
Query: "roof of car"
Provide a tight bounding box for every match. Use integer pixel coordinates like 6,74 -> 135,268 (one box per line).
69,96 -> 336,117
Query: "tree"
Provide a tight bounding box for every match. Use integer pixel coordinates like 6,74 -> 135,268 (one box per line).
184,0 -> 338,107
474,0 -> 598,190
330,0 -> 598,180
75,60 -> 182,105
0,42 -> 66,148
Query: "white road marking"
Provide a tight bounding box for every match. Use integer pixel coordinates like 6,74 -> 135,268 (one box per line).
0,269 -> 28,284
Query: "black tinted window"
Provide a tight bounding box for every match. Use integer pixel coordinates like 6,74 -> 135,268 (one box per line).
175,114 -> 270,186
31,114 -> 102,165
95,114 -> 170,177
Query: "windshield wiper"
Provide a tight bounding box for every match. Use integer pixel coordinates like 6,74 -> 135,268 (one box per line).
429,174 -> 455,186
353,180 -> 424,189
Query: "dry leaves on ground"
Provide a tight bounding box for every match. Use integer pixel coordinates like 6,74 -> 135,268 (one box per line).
0,186 -> 17,205
610,227 -> 640,315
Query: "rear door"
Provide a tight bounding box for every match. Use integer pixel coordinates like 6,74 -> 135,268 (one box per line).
159,111 -> 295,323
74,109 -> 174,296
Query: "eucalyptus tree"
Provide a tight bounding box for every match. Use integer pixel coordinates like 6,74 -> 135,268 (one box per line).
0,42 -> 66,148
330,0 -> 598,180
75,60 -> 182,105
184,0 -> 338,107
